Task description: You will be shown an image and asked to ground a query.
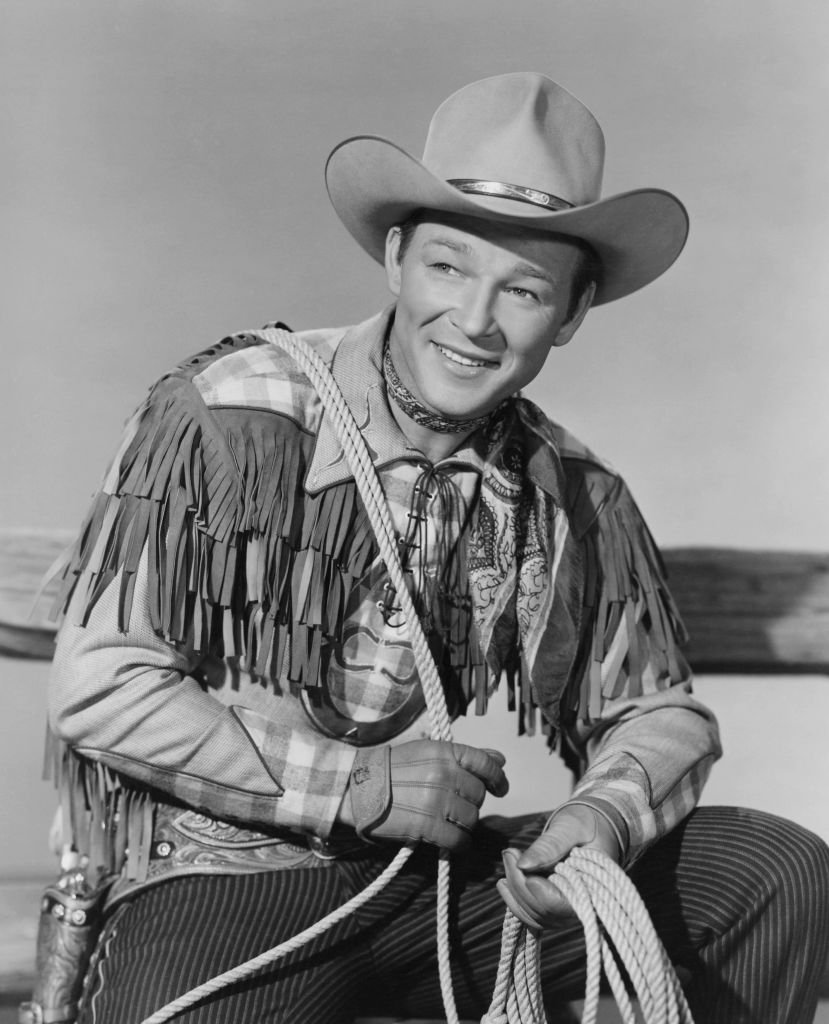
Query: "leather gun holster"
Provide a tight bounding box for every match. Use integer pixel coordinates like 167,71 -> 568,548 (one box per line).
18,869 -> 112,1024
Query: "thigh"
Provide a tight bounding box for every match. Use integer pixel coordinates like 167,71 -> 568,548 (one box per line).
630,804 -> 807,965
630,804 -> 829,1021
80,869 -> 368,1024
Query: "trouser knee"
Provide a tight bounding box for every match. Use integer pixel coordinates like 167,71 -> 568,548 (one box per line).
767,818 -> 829,909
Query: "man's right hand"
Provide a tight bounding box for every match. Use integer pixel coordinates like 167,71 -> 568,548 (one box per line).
345,739 -> 509,851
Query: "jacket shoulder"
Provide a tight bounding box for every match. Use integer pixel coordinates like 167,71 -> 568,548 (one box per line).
153,324 -> 347,436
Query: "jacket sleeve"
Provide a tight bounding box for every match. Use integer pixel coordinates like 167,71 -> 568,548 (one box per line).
557,464 -> 722,866
46,345 -> 375,846
49,548 -> 357,839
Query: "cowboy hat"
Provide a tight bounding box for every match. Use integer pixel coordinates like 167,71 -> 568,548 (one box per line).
325,73 -> 688,305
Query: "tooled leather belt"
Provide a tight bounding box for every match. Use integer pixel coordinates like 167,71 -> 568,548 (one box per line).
106,801 -> 370,909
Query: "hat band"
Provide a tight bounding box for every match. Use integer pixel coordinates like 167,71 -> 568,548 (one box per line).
447,178 -> 574,211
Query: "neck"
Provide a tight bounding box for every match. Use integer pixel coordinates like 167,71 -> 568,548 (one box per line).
382,337 -> 496,461
387,401 -> 476,463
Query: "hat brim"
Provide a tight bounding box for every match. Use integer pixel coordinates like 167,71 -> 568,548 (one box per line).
325,136 -> 689,306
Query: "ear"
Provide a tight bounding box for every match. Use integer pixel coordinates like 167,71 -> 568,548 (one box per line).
384,226 -> 404,297
551,280 -> 596,348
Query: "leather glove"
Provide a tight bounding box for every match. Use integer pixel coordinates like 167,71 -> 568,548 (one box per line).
497,803 -> 622,931
347,739 -> 509,851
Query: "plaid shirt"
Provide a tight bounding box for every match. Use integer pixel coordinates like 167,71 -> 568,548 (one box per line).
49,310 -> 720,866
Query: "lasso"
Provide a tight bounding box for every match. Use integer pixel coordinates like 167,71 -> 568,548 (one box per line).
137,330 -> 693,1024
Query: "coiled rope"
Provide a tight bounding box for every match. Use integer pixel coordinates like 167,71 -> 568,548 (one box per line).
481,848 -> 694,1024
137,330 -> 693,1024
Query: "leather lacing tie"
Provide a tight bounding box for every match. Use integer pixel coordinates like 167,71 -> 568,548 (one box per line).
382,464 -> 466,632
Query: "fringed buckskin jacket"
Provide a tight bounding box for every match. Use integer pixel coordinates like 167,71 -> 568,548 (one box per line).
47,308 -> 720,899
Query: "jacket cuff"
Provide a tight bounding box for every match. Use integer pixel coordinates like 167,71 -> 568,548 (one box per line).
555,797 -> 631,866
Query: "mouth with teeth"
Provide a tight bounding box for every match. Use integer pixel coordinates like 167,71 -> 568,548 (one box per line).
433,341 -> 497,369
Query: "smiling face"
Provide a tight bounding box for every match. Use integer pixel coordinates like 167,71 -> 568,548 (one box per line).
384,213 -> 595,430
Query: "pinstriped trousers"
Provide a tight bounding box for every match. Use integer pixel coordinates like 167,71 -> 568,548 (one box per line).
79,806 -> 829,1024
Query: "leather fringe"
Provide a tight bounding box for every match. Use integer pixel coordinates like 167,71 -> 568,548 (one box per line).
45,732 -> 154,883
50,374 -> 384,690
565,465 -> 689,725
50,360 -> 486,709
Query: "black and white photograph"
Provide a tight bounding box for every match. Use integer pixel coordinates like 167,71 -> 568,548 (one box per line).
2,2 -> 828,1021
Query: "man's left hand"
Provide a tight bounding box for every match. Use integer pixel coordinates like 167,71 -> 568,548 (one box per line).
497,803 -> 622,931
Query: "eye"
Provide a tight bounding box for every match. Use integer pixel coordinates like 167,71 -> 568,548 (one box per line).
431,261 -> 457,274
507,285 -> 539,302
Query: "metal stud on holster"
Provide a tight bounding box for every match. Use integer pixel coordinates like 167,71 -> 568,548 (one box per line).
18,868 -> 111,1024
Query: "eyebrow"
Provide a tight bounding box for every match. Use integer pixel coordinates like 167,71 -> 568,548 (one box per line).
510,262 -> 554,284
421,237 -> 473,256
421,237 -> 555,286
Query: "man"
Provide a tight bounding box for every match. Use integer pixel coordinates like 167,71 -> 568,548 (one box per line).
46,73 -> 829,1023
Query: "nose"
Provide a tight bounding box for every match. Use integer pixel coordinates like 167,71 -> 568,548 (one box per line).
449,282 -> 498,342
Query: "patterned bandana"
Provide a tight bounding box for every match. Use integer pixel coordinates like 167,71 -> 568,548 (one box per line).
382,342 -> 497,435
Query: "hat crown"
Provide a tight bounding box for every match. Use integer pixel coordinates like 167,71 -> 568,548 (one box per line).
422,73 -> 605,207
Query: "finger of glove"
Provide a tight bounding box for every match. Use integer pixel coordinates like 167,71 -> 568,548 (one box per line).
430,817 -> 474,851
501,849 -> 575,929
384,782 -> 480,843
452,770 -> 487,809
496,878 -> 544,932
383,796 -> 473,850
421,780 -> 485,845
451,744 -> 509,797
443,787 -> 484,833
386,765 -> 485,819
389,773 -> 483,817
390,742 -> 477,790
516,828 -> 580,876
380,799 -> 473,851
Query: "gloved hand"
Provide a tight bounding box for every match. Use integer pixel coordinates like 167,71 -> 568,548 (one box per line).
346,739 -> 509,851
497,803 -> 622,931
